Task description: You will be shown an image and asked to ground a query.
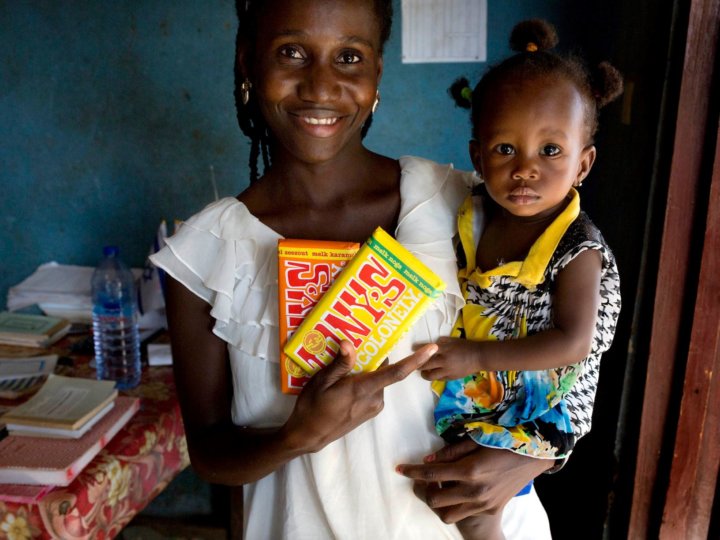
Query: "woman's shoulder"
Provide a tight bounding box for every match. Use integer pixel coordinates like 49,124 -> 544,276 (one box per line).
399,156 -> 478,189
149,196 -> 279,352
180,196 -> 279,241
150,196 -> 279,306
398,156 -> 477,217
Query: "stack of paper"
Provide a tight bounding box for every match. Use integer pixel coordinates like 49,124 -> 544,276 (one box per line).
7,262 -> 165,329
7,262 -> 95,323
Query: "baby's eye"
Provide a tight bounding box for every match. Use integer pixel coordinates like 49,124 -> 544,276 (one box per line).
541,144 -> 561,156
279,46 -> 305,60
338,51 -> 362,64
495,144 -> 515,155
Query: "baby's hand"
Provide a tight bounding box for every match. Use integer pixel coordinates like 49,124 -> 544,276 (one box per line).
419,337 -> 485,380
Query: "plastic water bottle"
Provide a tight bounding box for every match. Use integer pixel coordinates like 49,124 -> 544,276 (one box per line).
91,245 -> 141,389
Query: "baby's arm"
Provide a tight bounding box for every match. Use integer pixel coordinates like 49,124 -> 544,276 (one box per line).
421,249 -> 602,381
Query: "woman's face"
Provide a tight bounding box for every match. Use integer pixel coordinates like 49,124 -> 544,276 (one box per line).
248,0 -> 383,165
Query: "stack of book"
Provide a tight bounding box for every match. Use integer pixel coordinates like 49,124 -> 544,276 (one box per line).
0,311 -> 71,348
0,375 -> 139,486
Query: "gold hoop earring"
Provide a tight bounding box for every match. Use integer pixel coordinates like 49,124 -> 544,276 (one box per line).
241,78 -> 252,105
372,90 -> 380,114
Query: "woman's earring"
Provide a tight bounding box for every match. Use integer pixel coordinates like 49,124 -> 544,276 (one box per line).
372,90 -> 380,114
241,78 -> 252,105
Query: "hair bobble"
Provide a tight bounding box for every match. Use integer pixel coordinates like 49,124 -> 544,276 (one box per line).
526,42 -> 538,52
448,77 -> 473,110
460,86 -> 473,104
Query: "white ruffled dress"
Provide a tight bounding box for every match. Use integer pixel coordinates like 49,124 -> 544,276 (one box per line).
150,156 -> 551,540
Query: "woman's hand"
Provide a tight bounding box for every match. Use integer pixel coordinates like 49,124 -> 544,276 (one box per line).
419,336 -> 485,381
396,440 -> 552,523
283,341 -> 437,454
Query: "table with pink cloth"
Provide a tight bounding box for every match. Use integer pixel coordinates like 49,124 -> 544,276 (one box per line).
0,347 -> 188,540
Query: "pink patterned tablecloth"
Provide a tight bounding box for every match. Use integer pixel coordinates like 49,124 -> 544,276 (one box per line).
0,348 -> 189,540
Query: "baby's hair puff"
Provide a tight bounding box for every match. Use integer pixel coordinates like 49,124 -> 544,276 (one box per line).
451,19 -> 623,142
509,19 -> 558,52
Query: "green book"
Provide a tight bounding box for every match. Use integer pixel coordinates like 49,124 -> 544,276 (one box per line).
0,312 -> 71,347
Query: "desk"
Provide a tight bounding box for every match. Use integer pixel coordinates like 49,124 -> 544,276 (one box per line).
0,339 -> 189,539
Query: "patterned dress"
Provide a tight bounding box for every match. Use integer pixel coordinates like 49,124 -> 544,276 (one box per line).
433,189 -> 621,460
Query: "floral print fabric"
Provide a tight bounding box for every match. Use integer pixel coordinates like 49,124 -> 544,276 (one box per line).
0,358 -> 188,539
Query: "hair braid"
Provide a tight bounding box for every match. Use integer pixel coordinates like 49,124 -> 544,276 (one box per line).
234,0 -> 272,184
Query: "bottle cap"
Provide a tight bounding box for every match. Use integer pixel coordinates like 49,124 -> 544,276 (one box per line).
103,245 -> 119,257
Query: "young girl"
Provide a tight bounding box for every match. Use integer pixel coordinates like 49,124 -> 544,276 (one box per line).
418,19 -> 623,539
150,1 -> 552,538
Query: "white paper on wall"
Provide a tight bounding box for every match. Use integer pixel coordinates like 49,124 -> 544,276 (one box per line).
401,0 -> 487,63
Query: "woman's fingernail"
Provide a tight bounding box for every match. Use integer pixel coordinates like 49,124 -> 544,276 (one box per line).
424,454 -> 435,463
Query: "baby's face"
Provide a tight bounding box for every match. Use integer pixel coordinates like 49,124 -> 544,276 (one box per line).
471,77 -> 596,220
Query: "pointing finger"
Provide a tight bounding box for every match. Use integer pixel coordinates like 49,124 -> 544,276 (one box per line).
363,344 -> 437,392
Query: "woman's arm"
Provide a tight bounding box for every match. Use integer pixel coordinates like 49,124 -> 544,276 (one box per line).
166,275 -> 436,486
166,275 -> 296,485
396,439 -> 553,522
421,249 -> 602,379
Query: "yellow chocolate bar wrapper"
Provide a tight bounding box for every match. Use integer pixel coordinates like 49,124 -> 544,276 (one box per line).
278,239 -> 359,394
284,227 -> 446,375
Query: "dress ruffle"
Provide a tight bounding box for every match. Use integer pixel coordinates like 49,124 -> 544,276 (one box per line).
150,198 -> 281,359
397,156 -> 475,329
150,156 -> 475,364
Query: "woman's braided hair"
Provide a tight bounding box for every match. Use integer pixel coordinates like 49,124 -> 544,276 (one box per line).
234,0 -> 394,183
449,19 -> 623,142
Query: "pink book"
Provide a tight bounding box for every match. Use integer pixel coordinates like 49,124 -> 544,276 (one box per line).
0,484 -> 54,504
0,396 -> 139,486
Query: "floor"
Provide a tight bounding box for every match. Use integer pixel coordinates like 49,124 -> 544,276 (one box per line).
120,519 -> 228,540
118,468 -> 232,540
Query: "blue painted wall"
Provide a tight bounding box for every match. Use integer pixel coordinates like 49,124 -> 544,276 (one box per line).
0,0 -> 610,305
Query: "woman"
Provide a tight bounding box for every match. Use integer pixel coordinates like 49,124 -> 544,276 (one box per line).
151,1 -> 552,538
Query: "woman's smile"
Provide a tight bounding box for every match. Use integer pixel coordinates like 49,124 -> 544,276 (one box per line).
290,110 -> 345,138
250,0 -> 383,164
301,116 -> 339,126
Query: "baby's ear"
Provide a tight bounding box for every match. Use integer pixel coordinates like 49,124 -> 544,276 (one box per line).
577,145 -> 597,185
